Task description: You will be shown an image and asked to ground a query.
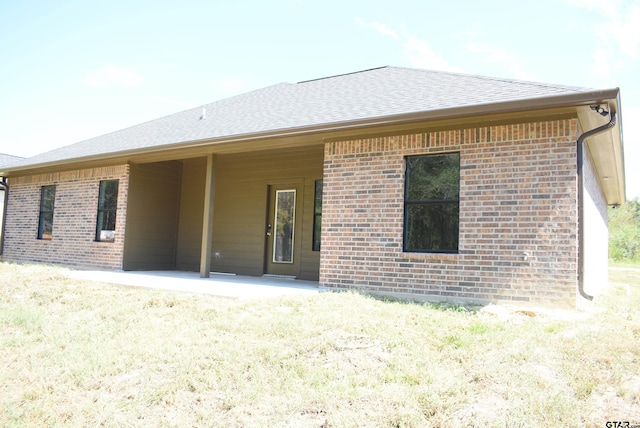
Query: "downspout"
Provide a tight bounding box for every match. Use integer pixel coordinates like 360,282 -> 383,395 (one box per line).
0,177 -> 8,256
577,109 -> 617,301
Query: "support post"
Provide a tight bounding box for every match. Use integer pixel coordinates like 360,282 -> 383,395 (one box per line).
200,154 -> 216,278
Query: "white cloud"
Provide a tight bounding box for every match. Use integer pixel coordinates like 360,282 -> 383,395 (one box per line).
83,65 -> 145,88
354,17 -> 400,40
465,42 -> 537,81
566,0 -> 618,19
568,0 -> 640,71
592,49 -> 611,77
591,49 -> 626,79
355,18 -> 462,72
403,36 -> 464,72
603,5 -> 640,58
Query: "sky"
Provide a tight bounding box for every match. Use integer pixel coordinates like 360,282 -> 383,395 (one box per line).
0,0 -> 638,199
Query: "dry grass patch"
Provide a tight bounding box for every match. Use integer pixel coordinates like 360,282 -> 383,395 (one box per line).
1,262 -> 639,427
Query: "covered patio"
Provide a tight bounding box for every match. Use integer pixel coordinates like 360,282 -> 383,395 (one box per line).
67,269 -> 320,300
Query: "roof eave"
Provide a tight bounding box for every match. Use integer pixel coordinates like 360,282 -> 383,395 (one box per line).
577,91 -> 625,205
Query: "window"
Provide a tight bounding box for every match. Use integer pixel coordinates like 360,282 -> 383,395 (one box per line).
96,180 -> 119,242
37,185 -> 56,240
313,179 -> 323,251
404,153 -> 460,252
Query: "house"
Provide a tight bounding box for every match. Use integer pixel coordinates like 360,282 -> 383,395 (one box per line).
0,66 -> 625,309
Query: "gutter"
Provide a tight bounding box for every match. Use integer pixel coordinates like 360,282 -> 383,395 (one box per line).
576,109 -> 617,301
0,177 -> 7,256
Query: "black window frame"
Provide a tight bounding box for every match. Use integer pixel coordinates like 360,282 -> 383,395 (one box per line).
403,152 -> 460,253
37,185 -> 56,240
95,179 -> 119,242
312,179 -> 323,251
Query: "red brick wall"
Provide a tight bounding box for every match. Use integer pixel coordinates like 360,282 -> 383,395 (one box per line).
321,119 -> 579,308
3,165 -> 130,269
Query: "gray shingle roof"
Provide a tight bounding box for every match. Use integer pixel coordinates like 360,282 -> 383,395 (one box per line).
0,153 -> 25,168
8,66 -> 598,169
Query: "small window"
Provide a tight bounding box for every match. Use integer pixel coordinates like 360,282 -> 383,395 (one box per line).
96,180 -> 119,242
313,179 -> 323,251
404,153 -> 460,252
37,185 -> 56,240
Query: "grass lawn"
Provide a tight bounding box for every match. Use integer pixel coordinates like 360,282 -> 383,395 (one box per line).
610,260 -> 640,269
1,263 -> 639,427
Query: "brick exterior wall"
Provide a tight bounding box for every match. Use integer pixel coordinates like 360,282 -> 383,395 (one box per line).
321,119 -> 579,308
2,165 -> 130,269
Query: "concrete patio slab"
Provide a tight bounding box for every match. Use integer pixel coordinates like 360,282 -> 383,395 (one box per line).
67,270 -> 320,300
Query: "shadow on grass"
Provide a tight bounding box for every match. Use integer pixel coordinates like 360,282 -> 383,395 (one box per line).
332,288 -> 482,313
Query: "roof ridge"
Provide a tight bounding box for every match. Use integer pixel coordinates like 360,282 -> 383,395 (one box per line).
297,66 -> 389,84
294,65 -> 591,93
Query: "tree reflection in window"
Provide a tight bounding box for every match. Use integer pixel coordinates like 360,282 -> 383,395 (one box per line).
404,153 -> 460,252
273,189 -> 296,263
96,180 -> 119,242
37,185 -> 56,240
313,180 -> 322,251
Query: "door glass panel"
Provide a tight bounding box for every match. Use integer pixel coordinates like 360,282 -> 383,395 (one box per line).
273,189 -> 296,263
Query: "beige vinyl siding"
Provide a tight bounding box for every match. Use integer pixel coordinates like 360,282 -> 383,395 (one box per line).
122,161 -> 182,270
299,177 -> 322,280
211,145 -> 323,280
170,146 -> 323,279
175,157 -> 206,271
